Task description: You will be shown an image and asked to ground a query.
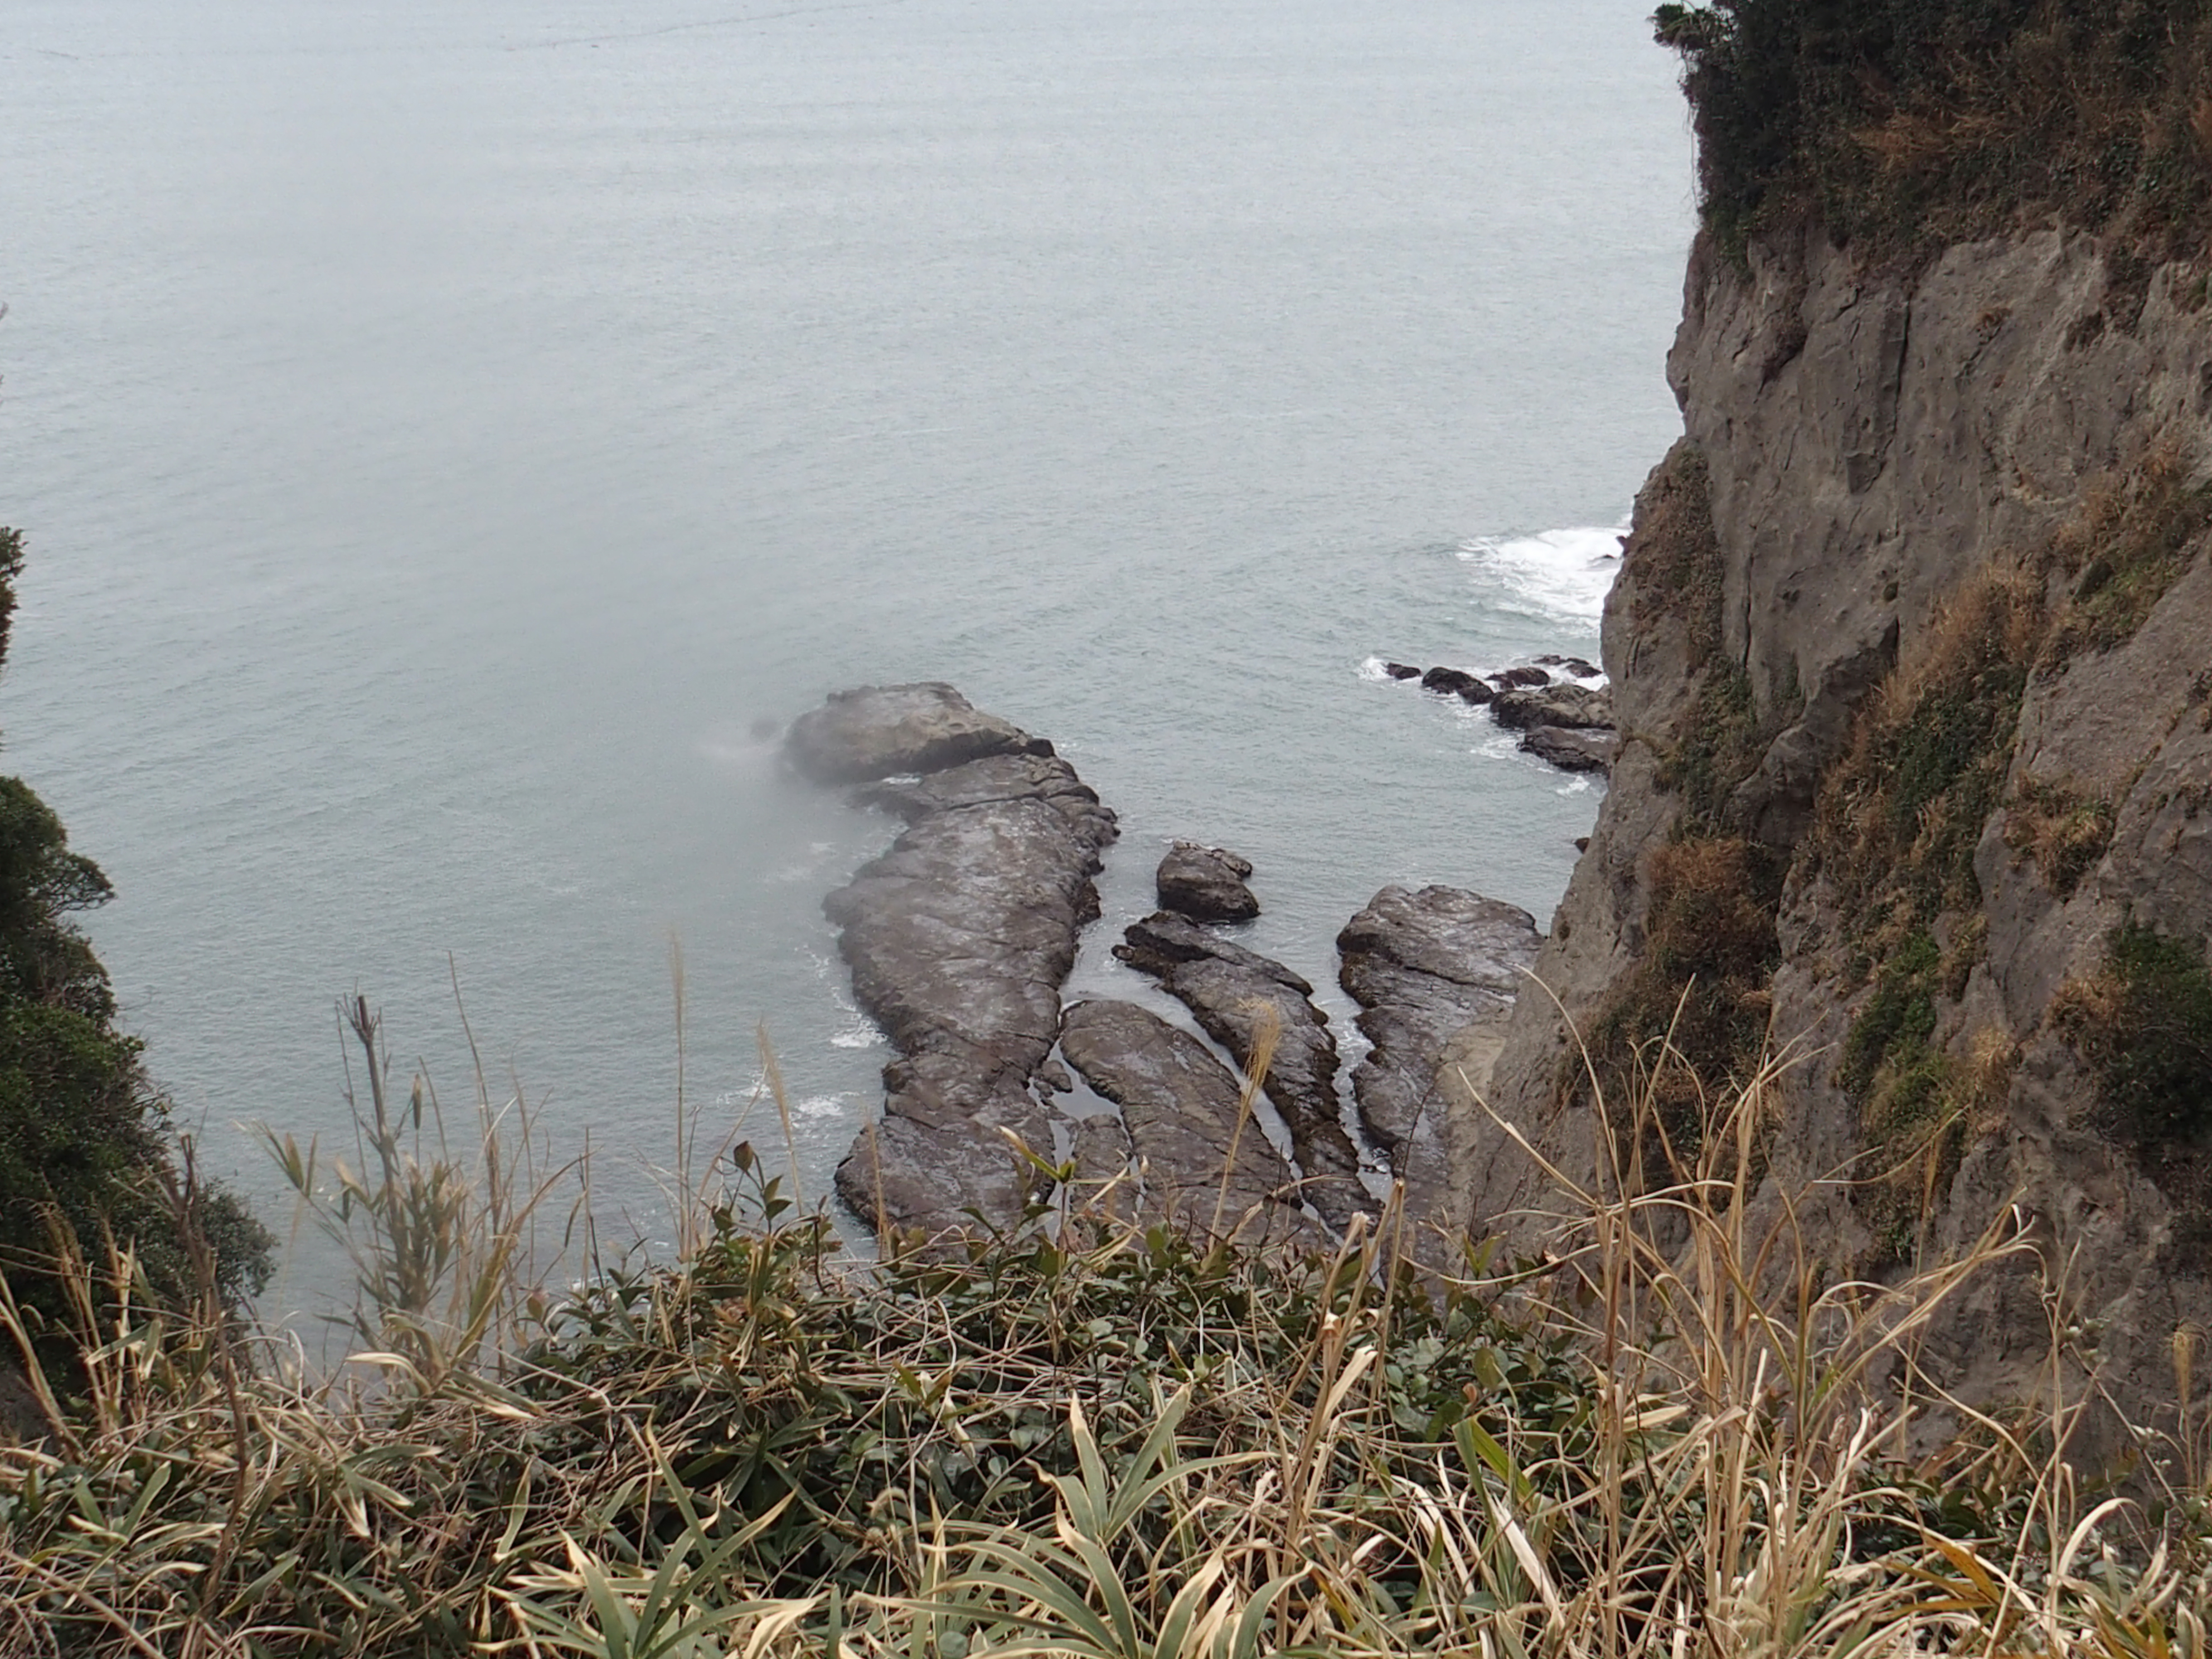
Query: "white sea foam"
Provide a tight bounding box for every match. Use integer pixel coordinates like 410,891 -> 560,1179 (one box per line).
797,1094 -> 848,1119
1456,524 -> 1624,625
831,1021 -> 884,1050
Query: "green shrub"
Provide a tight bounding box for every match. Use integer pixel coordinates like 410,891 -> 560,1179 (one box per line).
2060,921 -> 2212,1155
1656,0 -> 2212,261
0,530 -> 269,1361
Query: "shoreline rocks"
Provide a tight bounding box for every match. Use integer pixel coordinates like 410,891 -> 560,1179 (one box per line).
1338,886 -> 1541,1232
1059,1000 -> 1319,1248
1114,908 -> 1374,1231
1155,842 -> 1260,922
788,682 -> 1053,785
1391,657 -> 1618,774
797,688 -> 1117,1238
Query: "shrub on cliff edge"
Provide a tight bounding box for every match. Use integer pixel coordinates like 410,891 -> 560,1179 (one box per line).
1656,0 -> 2212,262
0,528 -> 269,1362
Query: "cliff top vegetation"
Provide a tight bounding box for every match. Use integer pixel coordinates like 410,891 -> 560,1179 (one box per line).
6,1036 -> 2211,1657
1653,0 -> 2212,263
0,530 -> 269,1372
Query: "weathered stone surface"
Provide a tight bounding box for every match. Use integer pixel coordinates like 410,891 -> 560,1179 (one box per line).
1519,725 -> 1618,774
1420,666 -> 1486,699
1115,911 -> 1374,1231
1383,662 -> 1423,681
802,693 -> 1116,1239
787,682 -> 1050,785
1473,223 -> 2212,1442
1338,887 -> 1540,1234
1491,684 -> 1614,732
1492,666 -> 1553,689
1338,885 -> 1541,1152
1059,999 -> 1318,1246
1535,655 -> 1603,678
1155,842 -> 1260,923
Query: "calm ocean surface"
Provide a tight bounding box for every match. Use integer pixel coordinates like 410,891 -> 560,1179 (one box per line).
0,0 -> 1692,1309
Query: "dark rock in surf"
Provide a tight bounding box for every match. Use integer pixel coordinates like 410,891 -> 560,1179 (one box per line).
1115,911 -> 1374,1231
1492,666 -> 1553,689
1490,683 -> 1614,732
786,682 -> 1051,785
1383,662 -> 1423,681
1058,999 -> 1319,1248
1519,725 -> 1618,774
1155,842 -> 1260,923
1420,666 -> 1483,698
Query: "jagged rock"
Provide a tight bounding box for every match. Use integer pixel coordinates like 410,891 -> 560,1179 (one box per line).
1382,662 -> 1423,681
1115,911 -> 1374,1231
1155,842 -> 1260,923
1492,666 -> 1553,689
1420,666 -> 1485,698
1534,654 -> 1603,678
1059,1000 -> 1318,1247
1519,725 -> 1619,774
1491,684 -> 1614,731
800,690 -> 1115,1239
1337,887 -> 1541,1231
786,682 -> 1051,785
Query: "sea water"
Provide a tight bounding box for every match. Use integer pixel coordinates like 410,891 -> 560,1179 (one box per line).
0,0 -> 1694,1308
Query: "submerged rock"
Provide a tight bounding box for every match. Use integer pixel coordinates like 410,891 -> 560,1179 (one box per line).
786,682 -> 1052,785
1337,886 -> 1541,1228
1115,911 -> 1374,1231
1155,842 -> 1260,923
1059,999 -> 1318,1247
799,688 -> 1117,1239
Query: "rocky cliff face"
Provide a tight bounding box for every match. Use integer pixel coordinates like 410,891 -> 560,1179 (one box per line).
1460,222 -> 2212,1438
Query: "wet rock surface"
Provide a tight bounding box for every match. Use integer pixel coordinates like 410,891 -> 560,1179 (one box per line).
787,682 -> 1052,785
797,693 -> 1118,1238
1519,725 -> 1619,774
1059,999 -> 1318,1247
1115,910 -> 1375,1231
1337,886 -> 1542,1202
1490,683 -> 1614,732
1386,659 -> 1617,770
1155,842 -> 1261,922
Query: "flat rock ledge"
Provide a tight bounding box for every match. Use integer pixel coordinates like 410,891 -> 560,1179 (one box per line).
1338,886 -> 1541,1238
793,688 -> 1117,1239
1115,909 -> 1375,1233
1058,1000 -> 1322,1250
787,682 -> 1053,785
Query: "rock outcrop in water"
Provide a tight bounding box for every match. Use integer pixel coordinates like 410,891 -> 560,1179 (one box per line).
1114,908 -> 1374,1231
1058,999 -> 1319,1248
1338,885 -> 1540,1236
1154,842 -> 1260,923
794,686 -> 1116,1237
787,681 -> 1053,785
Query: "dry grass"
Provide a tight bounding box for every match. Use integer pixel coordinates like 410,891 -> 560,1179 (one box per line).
0,1007 -> 2208,1656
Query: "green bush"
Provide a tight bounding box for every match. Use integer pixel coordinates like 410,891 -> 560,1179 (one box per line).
0,528 -> 269,1359
1655,0 -> 2212,260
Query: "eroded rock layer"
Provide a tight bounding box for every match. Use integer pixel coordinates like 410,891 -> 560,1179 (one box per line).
1114,909 -> 1374,1231
1338,886 -> 1541,1238
801,690 -> 1117,1237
